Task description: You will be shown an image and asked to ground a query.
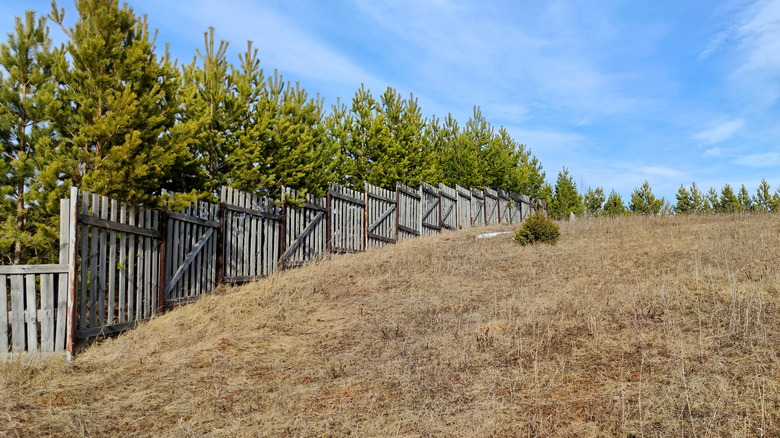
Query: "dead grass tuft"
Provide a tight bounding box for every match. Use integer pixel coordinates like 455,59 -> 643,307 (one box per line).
3,215 -> 780,436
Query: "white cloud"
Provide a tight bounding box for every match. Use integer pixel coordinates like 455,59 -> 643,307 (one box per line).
637,166 -> 688,180
703,147 -> 724,157
735,151 -> 780,167
692,119 -> 744,144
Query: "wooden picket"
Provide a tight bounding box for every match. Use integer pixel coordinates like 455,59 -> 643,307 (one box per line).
421,183 -> 442,236
281,187 -> 327,268
221,187 -> 281,283
365,183 -> 397,248
328,184 -> 366,253
456,185 -> 472,228
397,183 -> 421,239
439,184 -> 458,230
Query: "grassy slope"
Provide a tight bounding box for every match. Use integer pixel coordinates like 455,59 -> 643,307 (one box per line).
2,214 -> 780,437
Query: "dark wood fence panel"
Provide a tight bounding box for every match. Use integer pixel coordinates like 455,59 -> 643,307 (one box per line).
221,187 -> 281,283
365,183 -> 397,248
397,183 -> 421,240
421,183 -> 442,236
282,188 -> 327,268
456,185 -> 472,228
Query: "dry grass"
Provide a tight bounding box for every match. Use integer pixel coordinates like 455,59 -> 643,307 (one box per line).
3,214 -> 780,437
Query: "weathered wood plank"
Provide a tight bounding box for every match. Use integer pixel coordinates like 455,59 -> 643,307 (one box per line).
10,275 -> 25,352
40,274 -> 54,352
1,275 -> 8,353
98,196 -> 108,326
0,265 -> 68,274
328,189 -> 365,206
24,274 -> 37,352
164,228 -> 214,297
107,199 -> 117,326
77,214 -> 160,239
166,211 -> 220,229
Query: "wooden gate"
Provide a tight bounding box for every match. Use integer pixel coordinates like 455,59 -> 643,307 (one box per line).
163,197 -> 219,304
281,188 -> 327,268
439,184 -> 458,230
484,188 -> 499,225
397,183 -> 421,240
421,183 -> 441,236
471,189 -> 485,226
74,190 -> 161,338
328,184 -> 365,253
365,183 -> 397,248
456,185 -> 471,228
497,189 -> 511,224
221,187 -> 281,283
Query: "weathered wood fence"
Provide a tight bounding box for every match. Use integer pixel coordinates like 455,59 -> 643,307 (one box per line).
2,182 -> 547,358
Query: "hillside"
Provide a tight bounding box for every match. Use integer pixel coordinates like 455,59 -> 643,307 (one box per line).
3,214 -> 780,437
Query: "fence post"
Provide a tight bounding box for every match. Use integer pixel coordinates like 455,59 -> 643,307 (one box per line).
326,188 -> 333,254
363,183 -> 369,250
65,187 -> 79,359
216,202 -> 226,285
278,187 -> 287,270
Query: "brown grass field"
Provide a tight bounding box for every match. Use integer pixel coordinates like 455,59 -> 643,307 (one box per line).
3,214 -> 780,437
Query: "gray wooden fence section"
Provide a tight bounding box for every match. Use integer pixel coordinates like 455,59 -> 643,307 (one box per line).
221,187 -> 281,283
282,188 -> 327,268
456,185 -> 471,228
75,192 -> 161,338
328,184 -> 365,253
421,183 -> 442,236
0,200 -> 70,357
397,184 -> 422,240
365,183 -> 397,248
164,196 -> 220,304
3,183 -> 548,356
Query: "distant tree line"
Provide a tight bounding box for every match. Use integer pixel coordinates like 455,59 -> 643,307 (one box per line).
0,1 -> 546,264
548,167 -> 780,220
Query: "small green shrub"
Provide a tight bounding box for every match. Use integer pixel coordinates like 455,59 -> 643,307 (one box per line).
514,212 -> 560,246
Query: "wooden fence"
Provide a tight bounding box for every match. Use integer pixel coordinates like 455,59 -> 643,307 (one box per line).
2,182 -> 547,358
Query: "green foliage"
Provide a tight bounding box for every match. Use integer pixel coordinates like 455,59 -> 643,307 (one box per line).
551,168 -> 583,220
718,184 -> 739,214
737,184 -> 753,212
514,211 -> 560,246
0,11 -> 59,264
603,190 -> 626,216
583,187 -> 605,216
49,0 -> 193,205
629,181 -> 663,215
675,185 -> 692,214
753,179 -> 779,213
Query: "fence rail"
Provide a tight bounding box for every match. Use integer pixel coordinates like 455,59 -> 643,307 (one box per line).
2,182 -> 547,358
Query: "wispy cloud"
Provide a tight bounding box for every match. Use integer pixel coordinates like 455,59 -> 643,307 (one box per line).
692,119 -> 744,144
735,151 -> 780,167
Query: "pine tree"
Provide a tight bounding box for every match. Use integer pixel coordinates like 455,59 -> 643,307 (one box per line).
629,180 -> 662,215
583,187 -> 605,216
753,179 -> 776,212
737,184 -> 753,212
440,107 -> 488,188
551,167 -> 583,220
689,182 -> 705,214
603,189 -> 626,216
178,27 -> 238,194
675,184 -> 692,214
0,11 -> 59,264
719,184 -> 739,213
707,187 -> 721,213
49,0 -> 193,205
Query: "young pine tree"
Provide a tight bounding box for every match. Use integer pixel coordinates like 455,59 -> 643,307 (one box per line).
583,186 -> 606,216
629,180 -> 662,215
603,190 -> 626,216
719,184 -> 739,214
551,168 -> 583,220
0,11 -> 59,264
737,184 -> 753,212
49,0 -> 193,205
675,184 -> 692,214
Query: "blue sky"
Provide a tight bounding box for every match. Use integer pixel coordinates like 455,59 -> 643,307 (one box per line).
2,0 -> 780,202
